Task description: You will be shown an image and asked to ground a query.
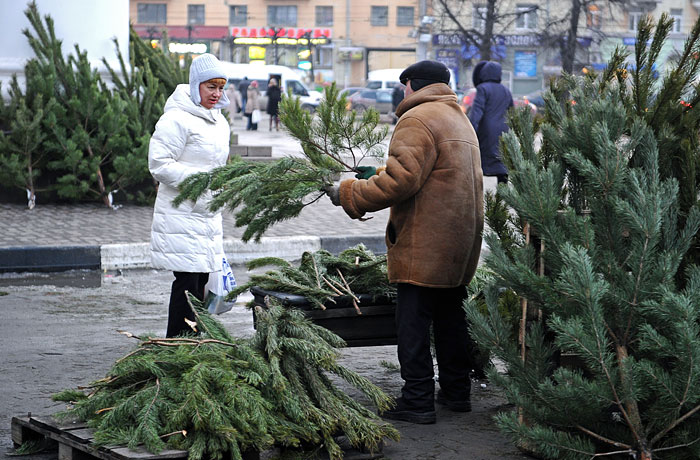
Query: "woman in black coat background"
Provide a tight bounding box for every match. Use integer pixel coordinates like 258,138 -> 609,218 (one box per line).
468,61 -> 513,184
266,78 -> 282,131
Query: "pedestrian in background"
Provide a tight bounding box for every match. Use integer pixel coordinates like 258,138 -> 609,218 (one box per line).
468,61 -> 513,185
147,53 -> 231,338
266,78 -> 282,131
245,80 -> 260,131
391,83 -> 405,125
324,60 -> 483,424
238,76 -> 250,113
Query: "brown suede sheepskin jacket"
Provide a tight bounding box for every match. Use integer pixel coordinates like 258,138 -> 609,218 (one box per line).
339,83 -> 484,288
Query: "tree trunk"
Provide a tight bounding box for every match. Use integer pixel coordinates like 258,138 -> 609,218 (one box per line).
479,0 -> 498,61
561,0 -> 582,74
85,142 -> 111,208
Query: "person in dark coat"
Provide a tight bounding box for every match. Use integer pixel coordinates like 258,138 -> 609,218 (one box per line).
391,83 -> 405,124
266,78 -> 282,131
238,76 -> 250,113
468,61 -> 513,184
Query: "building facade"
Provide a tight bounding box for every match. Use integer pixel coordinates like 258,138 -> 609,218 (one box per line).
129,1 -> 700,93
430,0 -> 700,95
130,0 -> 426,87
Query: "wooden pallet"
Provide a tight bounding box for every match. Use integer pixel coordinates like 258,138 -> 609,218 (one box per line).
12,414 -> 188,460
11,414 -> 383,460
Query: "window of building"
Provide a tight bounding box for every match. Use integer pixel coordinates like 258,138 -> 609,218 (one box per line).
316,6 -> 333,26
188,4 -> 204,25
316,46 -> 333,67
473,5 -> 487,32
671,8 -> 683,33
371,6 -> 388,26
586,4 -> 601,30
397,7 -> 414,26
137,3 -> 166,24
629,11 -> 643,32
515,4 -> 537,30
229,5 -> 247,26
268,5 -> 297,27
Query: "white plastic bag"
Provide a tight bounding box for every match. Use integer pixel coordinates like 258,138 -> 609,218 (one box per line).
204,257 -> 237,315
251,109 -> 261,124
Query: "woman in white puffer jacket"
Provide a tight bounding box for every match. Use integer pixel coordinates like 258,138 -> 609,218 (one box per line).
148,53 -> 230,337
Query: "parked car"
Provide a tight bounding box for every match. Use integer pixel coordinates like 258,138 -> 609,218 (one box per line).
346,89 -> 393,114
221,62 -> 321,113
520,89 -> 545,110
338,87 -> 367,99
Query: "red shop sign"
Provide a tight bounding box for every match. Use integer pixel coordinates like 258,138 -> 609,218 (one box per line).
231,27 -> 332,39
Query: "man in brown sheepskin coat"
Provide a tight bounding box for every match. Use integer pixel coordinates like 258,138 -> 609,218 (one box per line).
325,60 -> 484,424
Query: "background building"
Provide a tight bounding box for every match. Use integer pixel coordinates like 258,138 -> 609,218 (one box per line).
431,0 -> 700,95
128,1 -> 700,94
130,0 -> 426,87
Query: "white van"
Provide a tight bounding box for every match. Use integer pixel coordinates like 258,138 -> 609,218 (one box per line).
366,67 -> 458,91
220,62 -> 321,112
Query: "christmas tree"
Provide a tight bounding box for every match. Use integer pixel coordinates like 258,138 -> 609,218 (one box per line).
468,14 -> 700,460
0,76 -> 55,208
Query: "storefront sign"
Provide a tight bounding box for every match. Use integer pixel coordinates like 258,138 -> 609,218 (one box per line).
514,50 -> 537,78
233,37 -> 329,45
231,27 -> 332,39
338,47 -> 364,61
436,49 -> 460,69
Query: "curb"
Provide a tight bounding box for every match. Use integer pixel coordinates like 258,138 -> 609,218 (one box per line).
0,246 -> 101,273
0,235 -> 388,273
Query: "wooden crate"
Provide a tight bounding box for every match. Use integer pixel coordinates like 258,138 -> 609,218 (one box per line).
251,286 -> 398,347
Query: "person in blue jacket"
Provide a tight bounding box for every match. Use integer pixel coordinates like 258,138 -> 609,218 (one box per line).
468,61 -> 513,184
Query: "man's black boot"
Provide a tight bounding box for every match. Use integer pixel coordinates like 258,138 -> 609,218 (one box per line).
380,397 -> 436,424
436,389 -> 471,412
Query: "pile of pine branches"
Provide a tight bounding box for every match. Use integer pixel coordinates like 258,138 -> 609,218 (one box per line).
231,245 -> 396,310
53,299 -> 399,460
174,84 -> 388,242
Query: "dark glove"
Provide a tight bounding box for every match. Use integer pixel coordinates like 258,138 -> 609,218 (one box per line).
322,184 -> 341,206
355,166 -> 377,180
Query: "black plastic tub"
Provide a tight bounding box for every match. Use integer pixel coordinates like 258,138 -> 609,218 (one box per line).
250,286 -> 397,347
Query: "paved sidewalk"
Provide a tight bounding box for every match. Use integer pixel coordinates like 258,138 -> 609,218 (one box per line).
0,122 -> 391,271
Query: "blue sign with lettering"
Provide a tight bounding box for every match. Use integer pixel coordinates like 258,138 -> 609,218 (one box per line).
514,50 -> 537,78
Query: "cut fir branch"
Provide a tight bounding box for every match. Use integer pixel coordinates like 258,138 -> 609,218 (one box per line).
174,83 -> 389,242
53,297 -> 399,460
229,245 -> 396,310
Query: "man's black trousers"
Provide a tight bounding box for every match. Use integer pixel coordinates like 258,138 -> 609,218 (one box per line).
167,271 -> 209,338
396,283 -> 472,409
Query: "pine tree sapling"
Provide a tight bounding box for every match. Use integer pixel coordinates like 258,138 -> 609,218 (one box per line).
175,83 -> 389,242
0,2 -> 189,206
0,77 -> 55,208
469,43 -> 700,460
53,299 -> 399,460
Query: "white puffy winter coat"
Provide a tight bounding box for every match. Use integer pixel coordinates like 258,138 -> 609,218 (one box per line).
149,84 -> 230,273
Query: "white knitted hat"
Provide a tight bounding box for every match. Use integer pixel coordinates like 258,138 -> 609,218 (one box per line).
189,53 -> 230,108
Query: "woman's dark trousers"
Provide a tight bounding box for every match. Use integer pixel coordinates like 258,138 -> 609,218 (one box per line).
395,283 -> 471,409
167,271 -> 209,337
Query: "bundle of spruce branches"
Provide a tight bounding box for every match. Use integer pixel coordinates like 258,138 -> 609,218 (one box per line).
174,84 -> 388,242
231,245 -> 397,310
53,298 -> 399,460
